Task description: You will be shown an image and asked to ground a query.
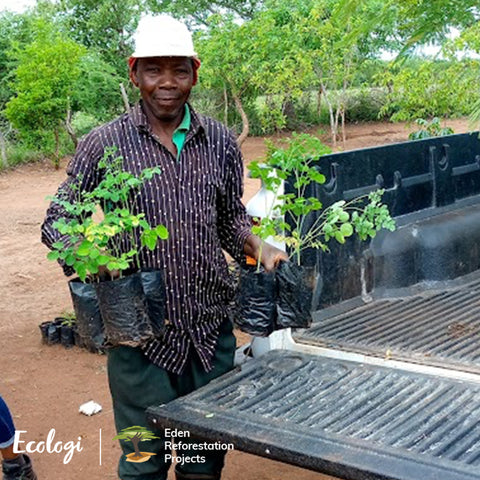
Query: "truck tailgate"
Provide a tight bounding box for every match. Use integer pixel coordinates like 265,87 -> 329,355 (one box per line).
147,350 -> 480,480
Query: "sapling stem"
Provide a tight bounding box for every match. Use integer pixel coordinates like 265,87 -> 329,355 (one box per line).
256,241 -> 264,273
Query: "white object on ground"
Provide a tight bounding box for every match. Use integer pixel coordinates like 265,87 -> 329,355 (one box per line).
79,400 -> 102,416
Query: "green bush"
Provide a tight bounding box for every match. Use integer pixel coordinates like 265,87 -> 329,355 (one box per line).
192,85 -> 390,137
408,117 -> 455,140
257,95 -> 287,134
190,87 -> 264,136
4,141 -> 44,168
379,60 -> 480,122
284,92 -> 321,131
71,111 -> 101,138
344,88 -> 389,122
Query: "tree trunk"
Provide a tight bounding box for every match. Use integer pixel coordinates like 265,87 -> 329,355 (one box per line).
65,107 -> 78,149
223,85 -> 228,127
320,82 -> 337,147
316,88 -> 322,117
120,82 -> 131,114
340,52 -> 352,147
53,127 -> 60,170
0,129 -> 7,169
131,436 -> 142,458
232,91 -> 249,147
341,107 -> 346,148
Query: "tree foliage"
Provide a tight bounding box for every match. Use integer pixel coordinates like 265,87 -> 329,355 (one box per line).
379,59 -> 480,121
57,0 -> 144,76
146,0 -> 263,26
2,0 -> 480,165
4,18 -> 86,165
73,52 -> 123,121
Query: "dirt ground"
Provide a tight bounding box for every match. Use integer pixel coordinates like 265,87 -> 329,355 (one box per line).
0,118 -> 471,480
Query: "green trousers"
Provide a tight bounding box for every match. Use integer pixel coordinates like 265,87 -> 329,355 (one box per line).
107,318 -> 236,480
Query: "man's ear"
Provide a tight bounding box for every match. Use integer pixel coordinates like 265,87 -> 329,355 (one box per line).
130,68 -> 139,87
130,69 -> 138,88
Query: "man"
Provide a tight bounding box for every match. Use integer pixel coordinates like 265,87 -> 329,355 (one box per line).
42,14 -> 286,480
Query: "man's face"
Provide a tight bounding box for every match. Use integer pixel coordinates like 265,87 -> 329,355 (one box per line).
132,56 -> 194,125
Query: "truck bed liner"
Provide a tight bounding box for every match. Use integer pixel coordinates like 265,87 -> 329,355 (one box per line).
294,275 -> 480,374
147,350 -> 480,480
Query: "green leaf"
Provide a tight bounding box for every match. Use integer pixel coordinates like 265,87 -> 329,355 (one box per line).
76,240 -> 91,257
86,262 -> 99,275
155,224 -> 169,240
141,230 -> 157,250
65,254 -> 76,266
47,250 -> 60,261
107,261 -> 118,271
335,231 -> 345,244
340,223 -> 354,237
76,264 -> 87,282
97,255 -> 110,266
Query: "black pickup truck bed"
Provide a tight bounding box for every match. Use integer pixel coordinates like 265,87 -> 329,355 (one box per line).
148,351 -> 480,480
296,271 -> 480,375
148,273 -> 480,480
148,133 -> 480,479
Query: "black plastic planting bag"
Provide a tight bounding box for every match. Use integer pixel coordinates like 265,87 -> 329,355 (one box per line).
140,269 -> 166,338
235,265 -> 276,337
60,325 -> 75,348
39,318 -> 63,345
69,279 -> 105,353
94,272 -> 153,347
275,262 -> 317,329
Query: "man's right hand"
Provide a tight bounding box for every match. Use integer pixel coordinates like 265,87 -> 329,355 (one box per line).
244,234 -> 289,272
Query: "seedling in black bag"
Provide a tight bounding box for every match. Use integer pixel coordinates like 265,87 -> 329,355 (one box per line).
249,133 -> 396,266
240,133 -> 396,332
46,147 -> 168,281
46,146 -> 169,347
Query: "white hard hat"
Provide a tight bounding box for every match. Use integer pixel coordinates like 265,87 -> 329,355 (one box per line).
131,14 -> 197,58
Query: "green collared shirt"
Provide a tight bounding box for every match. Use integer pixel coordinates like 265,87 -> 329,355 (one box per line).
172,104 -> 191,160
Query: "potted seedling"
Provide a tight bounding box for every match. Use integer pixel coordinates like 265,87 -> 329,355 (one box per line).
39,317 -> 63,345
68,277 -> 105,353
46,147 -> 169,347
38,310 -> 76,348
59,311 -> 76,349
237,133 -> 396,335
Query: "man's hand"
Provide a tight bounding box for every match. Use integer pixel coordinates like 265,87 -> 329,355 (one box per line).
244,234 -> 289,272
96,265 -> 120,281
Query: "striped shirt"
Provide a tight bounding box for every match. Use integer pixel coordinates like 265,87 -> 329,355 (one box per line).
41,102 -> 252,374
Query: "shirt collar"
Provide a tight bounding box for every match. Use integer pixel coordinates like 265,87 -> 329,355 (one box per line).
175,104 -> 191,133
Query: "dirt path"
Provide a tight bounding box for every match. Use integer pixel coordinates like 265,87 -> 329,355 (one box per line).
0,118 -> 471,480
